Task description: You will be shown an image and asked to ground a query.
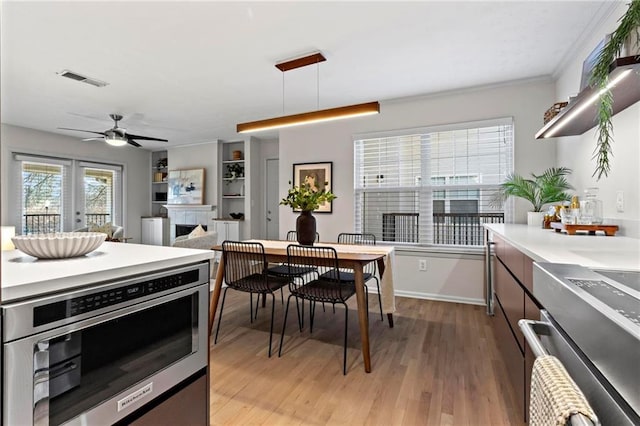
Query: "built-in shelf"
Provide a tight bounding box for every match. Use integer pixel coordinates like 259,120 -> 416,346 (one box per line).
222,195 -> 244,199
536,56 -> 640,139
223,177 -> 245,181
222,160 -> 245,164
152,201 -> 166,204
152,181 -> 167,184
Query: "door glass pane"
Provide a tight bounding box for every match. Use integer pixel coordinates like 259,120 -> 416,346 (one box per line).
21,162 -> 63,234
84,168 -> 114,226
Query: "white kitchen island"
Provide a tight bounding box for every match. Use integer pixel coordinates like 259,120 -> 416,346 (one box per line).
485,223 -> 640,271
1,241 -> 213,426
1,241 -> 214,302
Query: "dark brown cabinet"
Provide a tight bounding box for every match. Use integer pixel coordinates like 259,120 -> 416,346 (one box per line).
491,234 -> 540,422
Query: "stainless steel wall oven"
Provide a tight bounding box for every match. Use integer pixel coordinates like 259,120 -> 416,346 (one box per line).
2,261 -> 209,426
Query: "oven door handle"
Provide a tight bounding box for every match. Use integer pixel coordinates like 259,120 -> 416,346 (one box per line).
33,341 -> 50,426
518,319 -> 598,426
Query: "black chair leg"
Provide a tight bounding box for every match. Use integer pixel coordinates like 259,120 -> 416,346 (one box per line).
254,293 -> 260,321
214,287 -> 229,345
262,293 -> 267,308
250,293 -> 254,323
343,303 -> 349,375
280,287 -> 284,305
279,294 -> 294,357
310,301 -> 315,333
295,297 -> 303,332
268,293 -> 275,357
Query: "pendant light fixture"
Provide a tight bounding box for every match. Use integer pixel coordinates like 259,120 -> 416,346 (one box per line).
236,52 -> 380,134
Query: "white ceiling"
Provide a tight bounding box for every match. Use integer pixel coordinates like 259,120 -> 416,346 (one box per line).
1,1 -> 612,150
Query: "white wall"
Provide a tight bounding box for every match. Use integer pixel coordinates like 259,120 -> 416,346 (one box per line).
278,78 -> 555,302
1,124 -> 150,241
555,2 -> 640,238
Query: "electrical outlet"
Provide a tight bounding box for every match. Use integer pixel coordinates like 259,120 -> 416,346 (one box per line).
616,191 -> 624,212
418,259 -> 427,271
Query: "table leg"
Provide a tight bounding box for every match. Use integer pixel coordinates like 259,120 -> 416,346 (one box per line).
209,256 -> 225,335
353,263 -> 371,373
376,258 -> 394,328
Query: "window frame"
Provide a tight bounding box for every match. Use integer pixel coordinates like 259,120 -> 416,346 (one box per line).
353,117 -> 514,247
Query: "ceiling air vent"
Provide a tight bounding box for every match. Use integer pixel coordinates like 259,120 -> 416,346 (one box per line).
57,70 -> 109,87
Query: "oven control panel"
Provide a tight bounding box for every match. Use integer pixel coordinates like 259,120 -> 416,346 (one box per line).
33,269 -> 200,327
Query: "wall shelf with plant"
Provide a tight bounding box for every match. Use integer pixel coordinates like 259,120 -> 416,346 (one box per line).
536,1 -> 639,180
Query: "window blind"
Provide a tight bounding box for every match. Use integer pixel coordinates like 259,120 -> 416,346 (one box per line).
79,162 -> 123,227
354,118 -> 513,246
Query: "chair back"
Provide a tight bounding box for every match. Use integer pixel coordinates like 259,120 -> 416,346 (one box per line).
287,244 -> 352,302
338,233 -> 377,274
222,241 -> 270,292
338,232 -> 376,245
286,230 -> 320,242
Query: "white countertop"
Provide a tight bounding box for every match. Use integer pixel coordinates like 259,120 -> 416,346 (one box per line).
485,224 -> 640,271
1,242 -> 214,303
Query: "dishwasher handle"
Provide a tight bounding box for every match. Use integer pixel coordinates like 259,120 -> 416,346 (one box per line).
484,238 -> 495,316
518,319 -> 598,426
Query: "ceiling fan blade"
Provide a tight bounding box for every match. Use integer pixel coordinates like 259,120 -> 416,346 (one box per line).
58,127 -> 106,136
82,137 -> 104,142
126,133 -> 168,142
127,138 -> 142,148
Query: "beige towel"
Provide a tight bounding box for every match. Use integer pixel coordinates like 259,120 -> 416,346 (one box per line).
530,355 -> 599,426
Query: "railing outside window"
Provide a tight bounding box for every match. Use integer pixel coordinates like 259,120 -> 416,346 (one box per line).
433,212 -> 504,245
23,214 -> 61,234
85,213 -> 111,226
380,212 -> 504,245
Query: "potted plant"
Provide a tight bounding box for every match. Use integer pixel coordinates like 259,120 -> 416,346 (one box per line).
590,1 -> 639,180
280,181 -> 336,245
225,163 -> 244,181
491,167 -> 574,226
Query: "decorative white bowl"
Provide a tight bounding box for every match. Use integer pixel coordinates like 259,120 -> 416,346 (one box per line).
11,232 -> 106,259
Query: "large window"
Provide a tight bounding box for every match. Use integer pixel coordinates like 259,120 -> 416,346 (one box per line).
15,154 -> 123,234
354,118 -> 513,246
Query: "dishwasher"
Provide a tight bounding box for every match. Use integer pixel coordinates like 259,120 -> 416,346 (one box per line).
520,262 -> 640,425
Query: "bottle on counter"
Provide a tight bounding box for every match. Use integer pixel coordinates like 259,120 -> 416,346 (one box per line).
580,187 -> 603,225
570,195 -> 580,209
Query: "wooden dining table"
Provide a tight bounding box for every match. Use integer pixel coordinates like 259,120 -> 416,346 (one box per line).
208,240 -> 395,373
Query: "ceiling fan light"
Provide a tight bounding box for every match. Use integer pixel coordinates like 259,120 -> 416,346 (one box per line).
105,135 -> 128,146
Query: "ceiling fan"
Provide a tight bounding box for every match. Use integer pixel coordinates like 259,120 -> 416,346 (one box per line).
59,114 -> 168,147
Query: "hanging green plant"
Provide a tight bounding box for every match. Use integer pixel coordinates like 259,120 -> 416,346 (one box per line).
589,0 -> 640,180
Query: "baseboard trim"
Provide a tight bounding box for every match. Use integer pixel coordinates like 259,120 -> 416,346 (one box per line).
394,290 -> 485,306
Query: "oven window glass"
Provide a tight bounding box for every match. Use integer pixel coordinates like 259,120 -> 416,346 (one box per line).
47,294 -> 196,426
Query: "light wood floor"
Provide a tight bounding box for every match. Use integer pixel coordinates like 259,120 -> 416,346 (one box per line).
209,291 -> 523,425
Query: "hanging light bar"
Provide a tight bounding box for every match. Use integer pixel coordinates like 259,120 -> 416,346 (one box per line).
236,52 -> 380,134
237,101 -> 380,133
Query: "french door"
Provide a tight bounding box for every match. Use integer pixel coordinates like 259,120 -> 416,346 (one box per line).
15,154 -> 123,234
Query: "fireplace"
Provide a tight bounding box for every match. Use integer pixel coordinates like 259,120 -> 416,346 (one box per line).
163,204 -> 216,244
175,224 -> 208,238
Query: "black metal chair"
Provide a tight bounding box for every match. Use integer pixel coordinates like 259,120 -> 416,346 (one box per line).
279,244 -> 358,375
320,232 -> 383,321
214,241 -> 290,357
265,230 -> 319,277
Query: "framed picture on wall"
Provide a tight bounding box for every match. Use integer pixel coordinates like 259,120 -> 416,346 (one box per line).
292,162 -> 333,213
167,169 -> 205,204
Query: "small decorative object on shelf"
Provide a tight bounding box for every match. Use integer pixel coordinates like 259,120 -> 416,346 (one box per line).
543,102 -> 568,124
232,150 -> 243,160
156,158 -> 168,169
225,163 -> 244,181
